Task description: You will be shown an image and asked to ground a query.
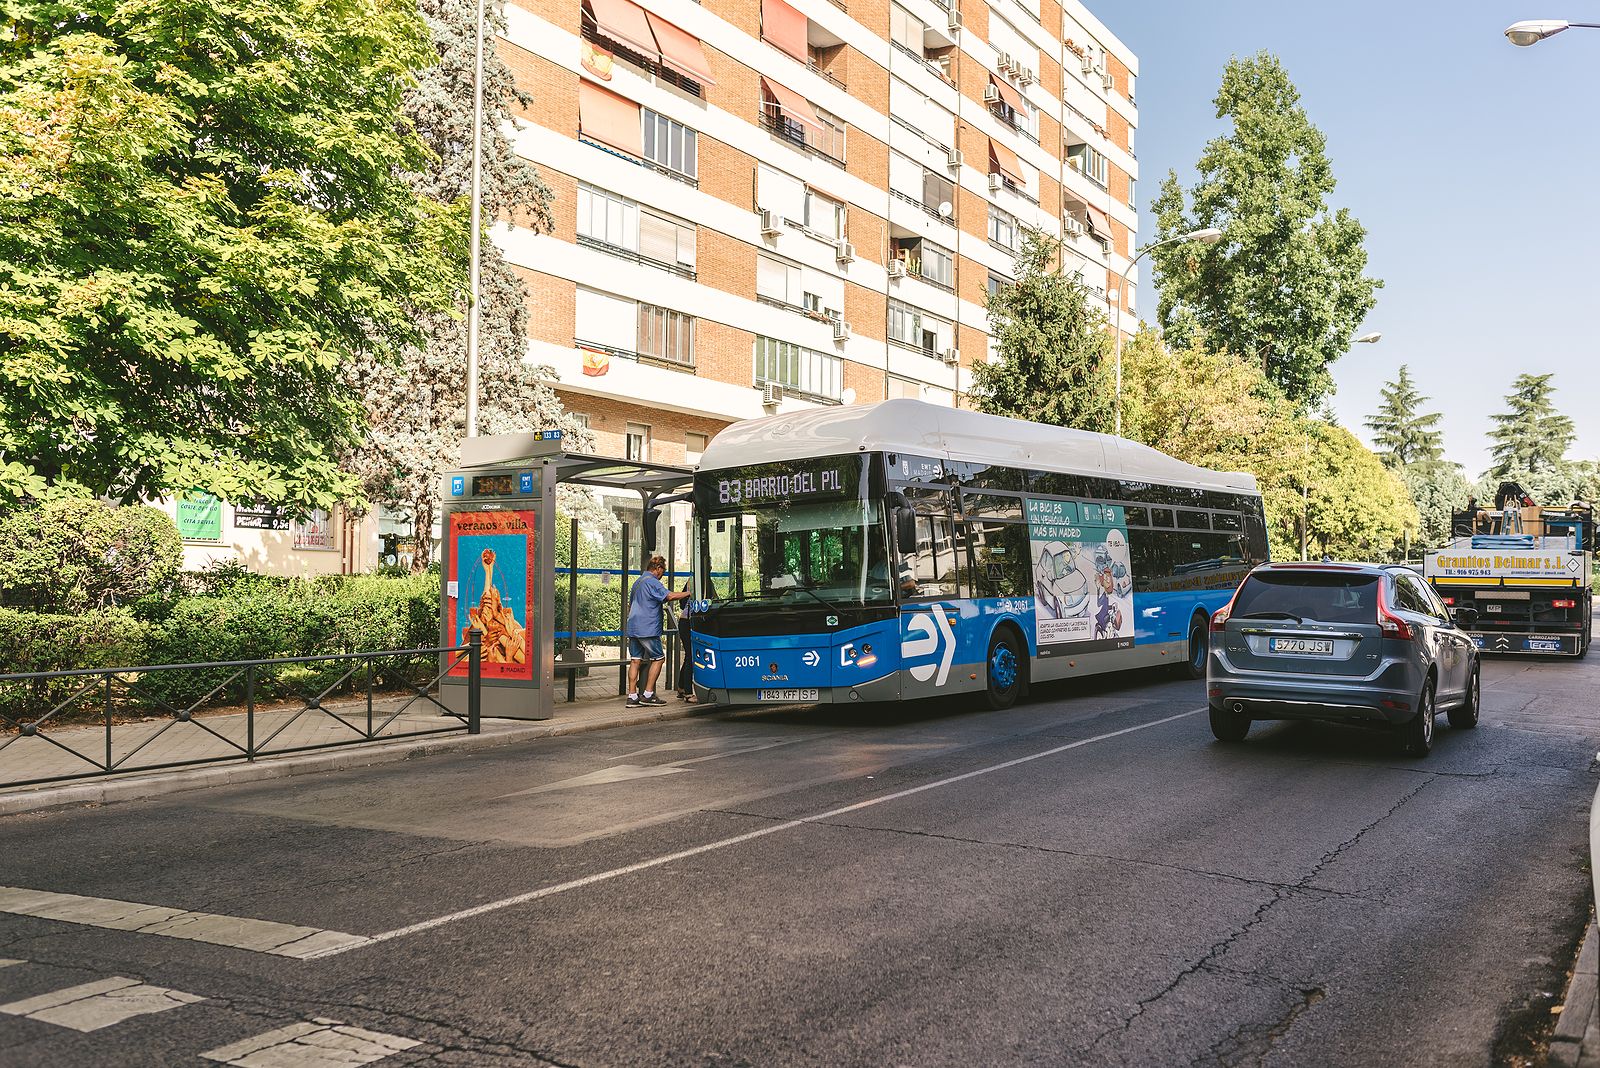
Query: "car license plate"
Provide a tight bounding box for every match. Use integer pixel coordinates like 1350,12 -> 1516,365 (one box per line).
758,688 -> 819,702
1269,638 -> 1334,655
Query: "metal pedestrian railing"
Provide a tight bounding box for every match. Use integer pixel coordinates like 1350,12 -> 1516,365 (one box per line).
0,632 -> 482,790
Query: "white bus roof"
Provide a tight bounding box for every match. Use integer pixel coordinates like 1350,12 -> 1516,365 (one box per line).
698,400 -> 1259,494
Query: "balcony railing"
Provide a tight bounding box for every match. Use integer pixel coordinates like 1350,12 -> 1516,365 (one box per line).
574,338 -> 696,373
581,26 -> 702,99
759,110 -> 846,168
807,58 -> 846,89
891,189 -> 946,222
579,137 -> 698,188
989,104 -> 1040,145
576,234 -> 697,281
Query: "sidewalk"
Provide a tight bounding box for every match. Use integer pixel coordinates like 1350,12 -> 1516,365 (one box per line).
0,692 -> 711,817
1552,923 -> 1600,1067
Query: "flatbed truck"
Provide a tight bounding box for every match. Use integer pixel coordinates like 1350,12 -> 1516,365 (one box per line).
1423,483 -> 1594,657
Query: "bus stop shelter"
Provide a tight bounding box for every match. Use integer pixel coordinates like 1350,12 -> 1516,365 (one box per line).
442,432 -> 694,720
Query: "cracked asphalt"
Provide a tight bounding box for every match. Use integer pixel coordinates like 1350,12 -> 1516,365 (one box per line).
1,649 -> 1596,1066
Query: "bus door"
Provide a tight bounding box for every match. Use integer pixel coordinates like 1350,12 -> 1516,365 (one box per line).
897,493 -> 973,697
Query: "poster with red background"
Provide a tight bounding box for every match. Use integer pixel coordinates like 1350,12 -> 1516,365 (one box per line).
446,510 -> 537,680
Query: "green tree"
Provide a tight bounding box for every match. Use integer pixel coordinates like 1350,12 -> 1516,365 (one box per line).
971,228 -> 1112,431
340,0 -> 586,568
0,0 -> 460,508
1474,462 -> 1600,510
1487,373 -> 1575,476
1150,52 -> 1381,406
0,499 -> 182,611
1402,460 -> 1472,551
1300,422 -> 1418,560
1364,365 -> 1443,468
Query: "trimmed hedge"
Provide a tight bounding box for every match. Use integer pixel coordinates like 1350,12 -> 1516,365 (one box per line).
0,572 -> 439,723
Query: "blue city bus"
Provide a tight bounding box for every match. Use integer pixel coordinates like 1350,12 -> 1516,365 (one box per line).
689,400 -> 1269,709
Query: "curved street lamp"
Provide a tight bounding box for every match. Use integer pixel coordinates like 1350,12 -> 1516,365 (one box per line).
1112,227 -> 1223,437
1504,19 -> 1600,45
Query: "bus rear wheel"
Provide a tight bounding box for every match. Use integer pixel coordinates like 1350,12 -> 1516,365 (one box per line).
1183,615 -> 1209,679
985,631 -> 1023,711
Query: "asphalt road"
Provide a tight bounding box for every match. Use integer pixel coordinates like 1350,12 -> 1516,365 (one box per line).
1,649 -> 1597,1067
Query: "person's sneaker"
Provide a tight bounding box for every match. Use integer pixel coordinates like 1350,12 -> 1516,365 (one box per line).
625,694 -> 641,707
642,693 -> 667,706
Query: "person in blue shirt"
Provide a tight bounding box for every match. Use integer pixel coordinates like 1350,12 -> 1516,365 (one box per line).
626,554 -> 689,707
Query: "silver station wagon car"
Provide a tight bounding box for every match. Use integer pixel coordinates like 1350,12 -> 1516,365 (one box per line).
1206,562 -> 1481,756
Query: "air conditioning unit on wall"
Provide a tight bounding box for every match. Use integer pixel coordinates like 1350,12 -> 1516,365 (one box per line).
940,347 -> 960,366
946,147 -> 964,171
983,84 -> 1000,104
759,209 -> 784,235
834,238 -> 855,262
888,259 -> 907,279
761,383 -> 782,406
988,173 -> 1004,192
947,7 -> 963,31
833,320 -> 852,342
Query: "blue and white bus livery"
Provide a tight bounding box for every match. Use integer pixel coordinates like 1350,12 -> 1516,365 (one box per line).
688,400 -> 1268,709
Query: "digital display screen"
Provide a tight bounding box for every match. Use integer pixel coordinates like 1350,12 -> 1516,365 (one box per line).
696,455 -> 860,512
470,471 -> 539,498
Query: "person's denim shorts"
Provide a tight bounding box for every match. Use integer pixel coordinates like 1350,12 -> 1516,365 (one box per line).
628,636 -> 664,662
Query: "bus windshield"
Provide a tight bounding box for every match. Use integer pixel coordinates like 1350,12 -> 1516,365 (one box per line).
701,500 -> 893,607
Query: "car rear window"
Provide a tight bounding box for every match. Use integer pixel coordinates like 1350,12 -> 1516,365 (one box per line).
1231,572 -> 1379,625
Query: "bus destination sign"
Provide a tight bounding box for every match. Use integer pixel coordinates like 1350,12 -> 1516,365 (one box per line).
702,456 -> 860,510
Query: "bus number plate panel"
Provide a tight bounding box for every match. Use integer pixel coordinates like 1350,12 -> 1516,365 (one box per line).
758,689 -> 819,702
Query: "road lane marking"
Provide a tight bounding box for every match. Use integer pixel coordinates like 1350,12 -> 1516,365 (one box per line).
201,1017 -> 420,1067
495,739 -> 810,799
0,887 -> 372,958
309,707 -> 1203,958
0,976 -> 205,1032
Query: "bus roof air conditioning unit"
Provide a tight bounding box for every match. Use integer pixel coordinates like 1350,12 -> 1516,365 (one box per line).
759,209 -> 784,236
833,319 -> 852,342
761,383 -> 782,406
834,238 -> 855,262
941,347 -> 960,365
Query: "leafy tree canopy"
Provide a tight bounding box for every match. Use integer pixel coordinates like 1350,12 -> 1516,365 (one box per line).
1487,373 -> 1575,477
1365,365 -> 1443,468
1150,51 -> 1381,406
0,0 -> 462,508
340,0 -> 586,568
970,227 -> 1112,432
1402,460 -> 1472,551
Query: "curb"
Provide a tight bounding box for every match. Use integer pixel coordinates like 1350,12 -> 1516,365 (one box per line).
1550,922 -> 1600,1068
0,703 -> 714,818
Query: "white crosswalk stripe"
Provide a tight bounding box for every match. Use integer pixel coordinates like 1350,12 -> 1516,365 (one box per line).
201,1017 -> 421,1067
0,975 -> 205,1032
0,886 -> 371,958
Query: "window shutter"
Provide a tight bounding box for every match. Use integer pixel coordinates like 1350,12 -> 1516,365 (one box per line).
639,214 -> 678,263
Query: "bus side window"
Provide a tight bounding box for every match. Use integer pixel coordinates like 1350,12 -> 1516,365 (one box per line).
970,521 -> 1029,598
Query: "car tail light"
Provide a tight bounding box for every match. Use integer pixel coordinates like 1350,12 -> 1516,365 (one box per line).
1378,602 -> 1415,641
1210,603 -> 1233,632
1440,596 -> 1455,605
1554,598 -> 1577,609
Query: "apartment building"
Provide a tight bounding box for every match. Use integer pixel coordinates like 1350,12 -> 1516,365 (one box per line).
497,0 -> 1139,467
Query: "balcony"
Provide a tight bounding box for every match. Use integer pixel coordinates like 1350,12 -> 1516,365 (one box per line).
573,339 -> 696,374
759,109 -> 846,168
576,235 -> 696,281
988,103 -> 1040,145
579,137 -> 698,188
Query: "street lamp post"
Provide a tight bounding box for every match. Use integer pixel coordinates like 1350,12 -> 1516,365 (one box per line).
465,0 -> 487,439
1298,331 -> 1383,560
1504,19 -> 1600,45
1112,227 -> 1223,438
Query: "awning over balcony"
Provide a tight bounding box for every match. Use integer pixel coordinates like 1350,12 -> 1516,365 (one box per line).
761,77 -> 822,132
988,74 -> 1026,114
583,0 -> 659,62
1086,204 -> 1114,242
645,12 -> 717,85
761,0 -> 809,62
988,138 -> 1023,185
579,81 -> 643,156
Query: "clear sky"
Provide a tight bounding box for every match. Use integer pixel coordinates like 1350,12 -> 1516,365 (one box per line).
1114,0 -> 1600,476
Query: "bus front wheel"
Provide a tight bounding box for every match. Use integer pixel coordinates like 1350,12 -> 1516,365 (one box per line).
985,631 -> 1023,711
